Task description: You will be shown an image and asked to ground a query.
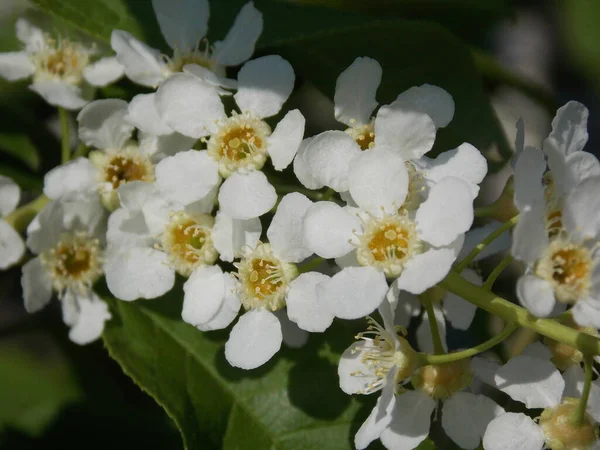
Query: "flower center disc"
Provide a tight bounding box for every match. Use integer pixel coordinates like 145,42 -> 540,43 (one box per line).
32,38 -> 89,84
539,399 -> 597,450
412,360 -> 473,400
345,122 -> 375,151
105,155 -> 152,188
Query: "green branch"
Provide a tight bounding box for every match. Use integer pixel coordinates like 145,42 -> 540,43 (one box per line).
483,254 -> 513,290
574,354 -> 594,424
58,107 -> 71,164
422,294 -> 445,355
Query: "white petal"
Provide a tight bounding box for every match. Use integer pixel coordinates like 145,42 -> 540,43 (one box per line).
182,265 -> 225,326
267,192 -> 312,263
155,150 -> 219,205
286,272 -> 333,332
212,211 -> 261,262
416,304 -> 447,353
375,97 -> 436,160
0,220 -> 24,269
394,291 -> 421,328
416,177 -> 473,247
293,137 -> 324,190
225,309 -> 282,369
338,340 -> 378,394
30,81 -> 87,110
139,131 -> 196,160
355,369 -> 397,449
522,341 -> 553,360
275,310 -> 309,348
459,222 -> 511,262
266,109 -> 305,170
334,57 -> 381,126
482,413 -> 544,450
77,99 -> 134,149
320,266 -> 388,320
563,365 -> 600,422
422,143 -> 487,197
213,2 -> 263,67
442,392 -> 504,450
513,146 -> 546,210
302,201 -> 359,259
183,64 -> 238,91
105,246 -> 175,301
21,257 -> 53,313
15,19 -> 45,52
0,175 -> 20,216
571,299 -> 600,329
302,130 -> 361,192
471,356 -> 501,388
516,275 -> 556,318
563,176 -> 600,240
348,148 -> 408,214
443,268 -> 480,330
494,355 -> 564,408
548,101 -> 589,156
234,55 -> 294,118
110,30 -> 163,87
155,73 -> 225,138
564,151 -> 600,193
151,0 -> 208,51
43,158 -> 98,199
82,56 -> 124,87
513,117 -> 525,164
0,51 -> 34,81
126,93 -> 173,135
394,84 -> 455,129
26,200 -> 66,254
68,292 -> 111,345
197,273 -> 241,331
511,202 -> 548,264
380,390 -> 436,450
218,171 -> 276,220
396,246 -> 458,295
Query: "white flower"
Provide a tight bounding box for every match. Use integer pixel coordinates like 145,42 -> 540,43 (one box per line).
21,198 -> 110,344
302,147 -> 472,319
156,55 -> 304,219
111,0 -> 262,89
483,354 -> 600,450
181,193 -> 330,369
294,57 -> 487,206
512,174 -> 600,327
0,18 -> 123,109
0,176 -> 25,269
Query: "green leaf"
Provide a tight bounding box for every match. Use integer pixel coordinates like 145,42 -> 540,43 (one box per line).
0,342 -> 82,436
0,134 -> 40,171
103,288 -> 370,450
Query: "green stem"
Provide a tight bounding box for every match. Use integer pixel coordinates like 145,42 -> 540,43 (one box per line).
471,49 -> 558,114
73,142 -> 88,159
454,215 -> 518,272
483,254 -> 513,290
275,184 -> 325,202
474,204 -> 498,218
440,271 -> 600,355
298,257 -> 326,274
322,188 -> 336,201
58,107 -> 71,164
422,294 -> 445,355
4,195 -> 49,233
574,354 -> 594,424
420,322 -> 518,365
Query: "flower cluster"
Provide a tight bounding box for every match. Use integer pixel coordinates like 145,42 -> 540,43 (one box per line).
2,1 -> 600,449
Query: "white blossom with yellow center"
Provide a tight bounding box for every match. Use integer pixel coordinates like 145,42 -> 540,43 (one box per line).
21,198 -> 111,345
0,18 -> 123,109
0,176 -> 25,270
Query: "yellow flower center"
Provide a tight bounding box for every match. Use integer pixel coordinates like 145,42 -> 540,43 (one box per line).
539,398 -> 598,450
412,359 -> 473,400
31,37 -> 91,85
345,121 -> 375,151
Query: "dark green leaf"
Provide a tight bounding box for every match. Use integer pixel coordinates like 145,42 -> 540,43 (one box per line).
0,134 -> 40,171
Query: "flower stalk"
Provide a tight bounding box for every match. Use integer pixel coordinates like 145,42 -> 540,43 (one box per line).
58,107 -> 71,164
574,354 -> 594,425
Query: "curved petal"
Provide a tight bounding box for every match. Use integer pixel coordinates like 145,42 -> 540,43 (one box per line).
26,200 -> 66,254
197,273 -> 241,331
105,246 -> 175,301
516,275 -> 556,318
225,309 -> 282,369
77,99 -> 134,150
494,355 -> 564,409
138,131 -> 196,160
334,57 -> 381,126
212,2 -> 263,67
395,246 -> 458,295
394,291 -> 421,328
82,56 -> 124,87
183,64 -> 238,91
286,272 -> 333,332
182,265 -> 225,326
110,30 -> 163,87
21,257 -> 53,313
303,201 -> 359,259
547,101 -> 589,156
126,93 -> 174,135
415,177 -> 473,247
30,81 -> 87,110
155,73 -> 225,138
303,130 -> 361,192
155,150 -> 219,205
563,176 -> 600,240
217,171 -> 276,220
511,202 -> 548,264
267,192 -> 313,263
151,0 -> 209,51
15,19 -> 45,52
212,211 -> 261,262
394,84 -> 454,129
513,146 -> 545,210
0,51 -> 34,81
234,55 -> 294,118
319,266 -> 388,320
571,299 -> 600,329
267,109 -> 305,171
293,137 -> 324,190
338,340 -> 380,395
482,413 -> 544,450
68,292 -> 111,345
43,157 -> 98,199
0,175 -> 20,216
0,220 -> 25,269
348,148 -> 408,214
